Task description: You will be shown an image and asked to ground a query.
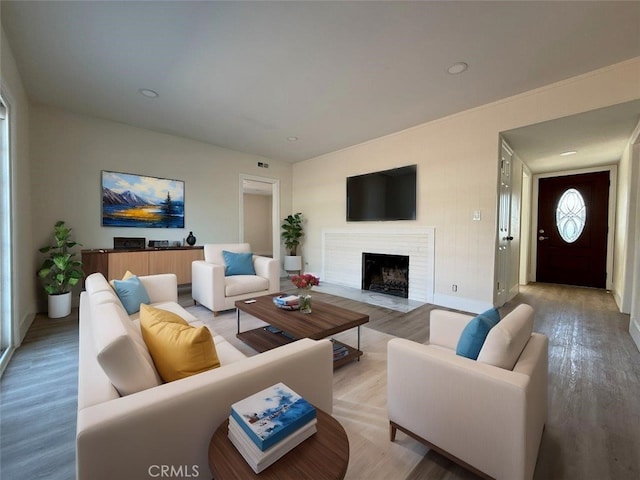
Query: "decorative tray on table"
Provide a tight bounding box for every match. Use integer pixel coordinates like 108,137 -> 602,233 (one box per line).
273,294 -> 300,311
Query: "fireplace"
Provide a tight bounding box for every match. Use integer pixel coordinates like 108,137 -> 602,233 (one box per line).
323,228 -> 434,303
362,253 -> 409,299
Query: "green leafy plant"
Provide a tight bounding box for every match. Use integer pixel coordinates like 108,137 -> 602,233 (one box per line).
281,212 -> 304,256
37,221 -> 84,295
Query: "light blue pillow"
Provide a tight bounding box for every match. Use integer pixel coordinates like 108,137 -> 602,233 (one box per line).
113,275 -> 151,315
456,308 -> 501,360
222,250 -> 256,276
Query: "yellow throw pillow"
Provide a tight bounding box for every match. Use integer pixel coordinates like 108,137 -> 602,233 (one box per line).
139,304 -> 220,382
109,270 -> 135,289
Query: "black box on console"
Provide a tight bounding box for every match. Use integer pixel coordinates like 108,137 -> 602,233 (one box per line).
113,237 -> 146,250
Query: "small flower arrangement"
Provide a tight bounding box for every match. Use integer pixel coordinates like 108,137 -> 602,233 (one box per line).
291,273 -> 320,290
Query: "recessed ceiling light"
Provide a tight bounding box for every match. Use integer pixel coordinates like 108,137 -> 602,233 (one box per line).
560,150 -> 577,156
138,88 -> 159,98
447,62 -> 468,75
287,136 -> 299,142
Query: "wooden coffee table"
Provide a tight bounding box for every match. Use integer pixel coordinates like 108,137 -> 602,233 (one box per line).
235,294 -> 369,368
209,409 -> 349,479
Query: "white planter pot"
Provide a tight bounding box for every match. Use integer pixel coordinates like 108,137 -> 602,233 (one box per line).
284,255 -> 302,272
48,292 -> 72,318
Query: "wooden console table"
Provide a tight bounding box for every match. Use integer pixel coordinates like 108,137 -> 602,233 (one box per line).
209,409 -> 349,479
81,246 -> 203,285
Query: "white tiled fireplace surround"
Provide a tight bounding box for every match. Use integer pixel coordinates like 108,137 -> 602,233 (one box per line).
321,227 -> 435,310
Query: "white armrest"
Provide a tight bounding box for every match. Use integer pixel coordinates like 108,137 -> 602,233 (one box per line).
191,260 -> 226,311
429,309 -> 473,349
253,255 -> 280,293
138,274 -> 178,303
77,338 -> 333,480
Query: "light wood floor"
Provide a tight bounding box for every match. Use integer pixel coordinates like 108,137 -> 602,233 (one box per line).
1,283 -> 638,479
0,311 -> 78,480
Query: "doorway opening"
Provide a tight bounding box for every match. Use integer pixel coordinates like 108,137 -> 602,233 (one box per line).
239,175 -> 280,261
0,91 -> 13,377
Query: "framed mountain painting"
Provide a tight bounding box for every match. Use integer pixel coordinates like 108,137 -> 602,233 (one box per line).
101,170 -> 185,228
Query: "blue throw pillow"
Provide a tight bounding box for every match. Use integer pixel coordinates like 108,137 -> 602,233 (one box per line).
113,275 -> 151,315
222,250 -> 256,276
456,308 -> 501,360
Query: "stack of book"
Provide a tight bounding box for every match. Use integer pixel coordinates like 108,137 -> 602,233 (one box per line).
228,383 -> 317,473
273,294 -> 300,310
332,340 -> 350,361
264,325 -> 297,340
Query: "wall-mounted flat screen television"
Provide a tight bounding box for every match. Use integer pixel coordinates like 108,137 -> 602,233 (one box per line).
346,165 -> 417,222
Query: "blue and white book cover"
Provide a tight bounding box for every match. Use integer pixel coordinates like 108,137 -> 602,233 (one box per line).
230,383 -> 316,451
274,294 -> 299,305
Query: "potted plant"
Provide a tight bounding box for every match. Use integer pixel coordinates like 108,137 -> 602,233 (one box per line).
281,212 -> 304,272
37,220 -> 84,318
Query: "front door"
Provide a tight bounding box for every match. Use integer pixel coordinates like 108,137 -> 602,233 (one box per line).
536,171 -> 609,288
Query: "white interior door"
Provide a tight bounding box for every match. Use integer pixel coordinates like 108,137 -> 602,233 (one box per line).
495,141 -> 512,306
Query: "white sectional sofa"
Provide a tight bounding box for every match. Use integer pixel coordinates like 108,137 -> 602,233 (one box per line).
77,272 -> 333,480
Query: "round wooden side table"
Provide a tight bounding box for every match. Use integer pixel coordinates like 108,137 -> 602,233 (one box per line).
208,409 -> 349,480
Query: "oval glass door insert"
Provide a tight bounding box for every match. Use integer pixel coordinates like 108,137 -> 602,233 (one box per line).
556,188 -> 586,243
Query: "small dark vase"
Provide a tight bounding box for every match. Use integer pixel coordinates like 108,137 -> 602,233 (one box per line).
186,232 -> 196,246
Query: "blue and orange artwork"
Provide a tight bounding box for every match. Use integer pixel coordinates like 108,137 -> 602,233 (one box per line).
101,171 -> 185,228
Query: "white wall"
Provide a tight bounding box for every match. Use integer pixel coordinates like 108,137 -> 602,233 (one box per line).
29,105 -> 292,310
1,25 -> 36,343
613,122 -> 640,313
293,58 -> 640,312
519,167 -> 533,285
630,145 -> 640,350
620,134 -> 640,350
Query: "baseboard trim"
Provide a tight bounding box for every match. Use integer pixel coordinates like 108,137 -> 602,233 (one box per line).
612,289 -> 623,311
18,312 -> 36,346
630,318 -> 640,352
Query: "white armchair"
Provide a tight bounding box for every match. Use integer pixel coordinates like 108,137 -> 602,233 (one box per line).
387,304 -> 548,480
191,243 -> 280,315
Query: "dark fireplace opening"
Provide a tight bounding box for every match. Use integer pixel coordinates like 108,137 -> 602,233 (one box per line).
362,252 -> 409,299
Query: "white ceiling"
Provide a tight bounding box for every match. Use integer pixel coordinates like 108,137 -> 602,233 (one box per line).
503,100 -> 640,174
2,1 -> 639,166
